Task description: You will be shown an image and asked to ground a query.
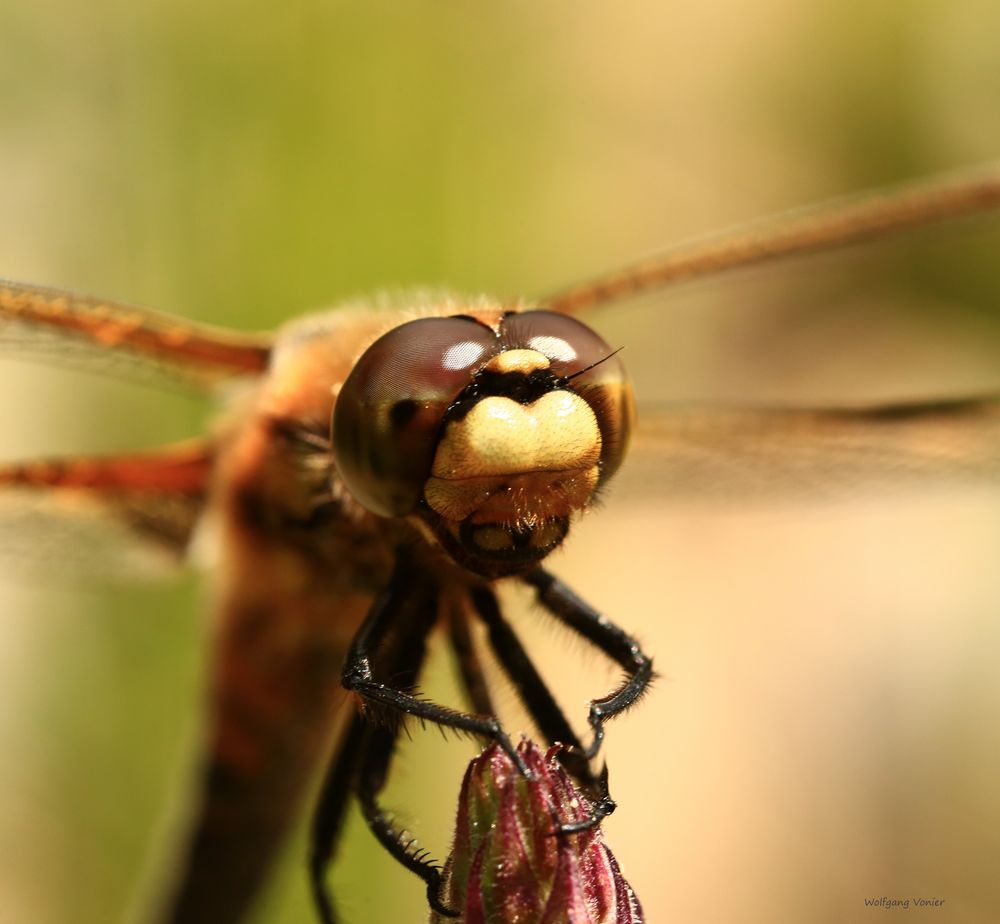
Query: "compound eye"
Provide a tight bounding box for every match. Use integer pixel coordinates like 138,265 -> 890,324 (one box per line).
333,316 -> 499,517
501,311 -> 634,481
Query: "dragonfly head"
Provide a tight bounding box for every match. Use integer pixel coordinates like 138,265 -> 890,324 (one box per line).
333,309 -> 634,577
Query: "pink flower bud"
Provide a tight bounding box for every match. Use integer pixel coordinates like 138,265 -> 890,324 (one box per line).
431,740 -> 644,924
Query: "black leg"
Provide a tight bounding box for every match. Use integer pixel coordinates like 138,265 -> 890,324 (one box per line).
469,586 -> 582,756
341,559 -> 529,775
314,557 -> 457,921
444,593 -> 496,718
309,711 -> 368,924
469,585 -> 616,830
356,723 -> 457,918
521,568 -> 654,760
353,578 -> 456,919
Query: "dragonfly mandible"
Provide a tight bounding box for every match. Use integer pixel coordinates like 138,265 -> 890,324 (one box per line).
2,163 -> 1000,924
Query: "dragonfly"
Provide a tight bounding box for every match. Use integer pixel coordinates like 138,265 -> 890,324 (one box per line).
2,163 -> 1000,924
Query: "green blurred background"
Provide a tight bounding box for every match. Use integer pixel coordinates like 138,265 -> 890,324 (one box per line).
1,2 -> 1000,922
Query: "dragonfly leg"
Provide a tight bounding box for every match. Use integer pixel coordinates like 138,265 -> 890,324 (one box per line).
316,557 -> 455,919
309,711 -> 368,924
356,721 -> 457,919
341,558 -> 529,777
467,585 -> 615,830
444,593 -> 496,717
354,572 -> 455,918
522,568 -> 654,761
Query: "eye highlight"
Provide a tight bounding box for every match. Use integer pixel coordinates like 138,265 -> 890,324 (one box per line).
442,339 -> 489,370
527,334 -> 576,362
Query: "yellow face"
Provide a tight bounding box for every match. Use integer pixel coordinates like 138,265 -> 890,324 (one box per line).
333,308 -> 634,576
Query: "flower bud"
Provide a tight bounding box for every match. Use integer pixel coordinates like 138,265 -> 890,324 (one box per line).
430,740 -> 644,923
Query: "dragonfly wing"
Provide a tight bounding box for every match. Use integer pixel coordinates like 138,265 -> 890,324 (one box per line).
541,162 -> 1000,314
0,442 -> 212,580
0,431 -> 381,921
615,396 -> 1000,503
0,280 -> 271,390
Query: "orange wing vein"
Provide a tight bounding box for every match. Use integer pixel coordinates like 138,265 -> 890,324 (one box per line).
0,280 -> 272,388
542,162 -> 1000,315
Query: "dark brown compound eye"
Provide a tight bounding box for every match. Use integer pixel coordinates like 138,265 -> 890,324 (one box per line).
500,311 -> 635,483
333,316 -> 500,517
